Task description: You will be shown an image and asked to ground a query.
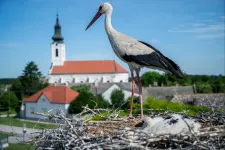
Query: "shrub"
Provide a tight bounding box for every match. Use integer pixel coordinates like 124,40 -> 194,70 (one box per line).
71,84 -> 91,93
195,82 -> 213,93
110,89 -> 125,108
68,91 -> 95,114
96,95 -> 110,108
143,97 -> 208,115
123,96 -> 140,111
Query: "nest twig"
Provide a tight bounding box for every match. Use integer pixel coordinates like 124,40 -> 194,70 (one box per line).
29,107 -> 225,150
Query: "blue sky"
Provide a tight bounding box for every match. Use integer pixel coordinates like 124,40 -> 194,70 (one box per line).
0,0 -> 224,78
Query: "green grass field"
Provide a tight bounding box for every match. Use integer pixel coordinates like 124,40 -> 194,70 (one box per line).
0,117 -> 56,129
4,144 -> 35,150
0,111 -> 16,115
0,132 -> 35,150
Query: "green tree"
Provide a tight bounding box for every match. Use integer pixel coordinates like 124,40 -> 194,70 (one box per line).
0,78 -> 16,84
96,95 -> 110,108
164,73 -> 177,86
71,84 -> 91,93
211,76 -> 225,93
68,91 -> 95,114
196,82 -> 213,93
19,61 -> 42,95
10,61 -> 48,98
10,79 -> 22,100
124,96 -> 140,111
177,73 -> 191,86
110,89 -> 125,108
141,72 -> 161,87
0,92 -> 19,111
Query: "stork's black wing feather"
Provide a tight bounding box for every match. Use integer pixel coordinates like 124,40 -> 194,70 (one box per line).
122,41 -> 183,78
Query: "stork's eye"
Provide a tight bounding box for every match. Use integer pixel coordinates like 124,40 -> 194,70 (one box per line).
98,5 -> 103,11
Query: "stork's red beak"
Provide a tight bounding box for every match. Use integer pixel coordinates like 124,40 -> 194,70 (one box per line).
85,12 -> 102,30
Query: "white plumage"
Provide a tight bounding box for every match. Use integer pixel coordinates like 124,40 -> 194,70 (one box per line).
143,114 -> 201,135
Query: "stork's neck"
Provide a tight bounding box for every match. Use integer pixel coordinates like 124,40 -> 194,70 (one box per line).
104,11 -> 115,36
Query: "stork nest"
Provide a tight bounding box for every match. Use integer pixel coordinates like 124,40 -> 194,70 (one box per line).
29,108 -> 225,150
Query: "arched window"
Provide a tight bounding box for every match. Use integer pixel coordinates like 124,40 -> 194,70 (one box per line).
56,49 -> 58,57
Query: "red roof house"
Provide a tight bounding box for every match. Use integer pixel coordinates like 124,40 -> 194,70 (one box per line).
23,85 -> 79,119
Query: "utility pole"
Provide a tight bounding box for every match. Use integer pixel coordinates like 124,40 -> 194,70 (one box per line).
8,88 -> 11,125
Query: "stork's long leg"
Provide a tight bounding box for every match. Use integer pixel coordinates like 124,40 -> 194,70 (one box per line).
135,69 -> 144,119
129,71 -> 135,117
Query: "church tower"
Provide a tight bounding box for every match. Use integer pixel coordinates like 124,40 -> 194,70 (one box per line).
51,14 -> 65,66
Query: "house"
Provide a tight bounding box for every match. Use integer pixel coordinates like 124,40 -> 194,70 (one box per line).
48,15 -> 129,84
90,82 -> 139,104
22,85 -> 79,119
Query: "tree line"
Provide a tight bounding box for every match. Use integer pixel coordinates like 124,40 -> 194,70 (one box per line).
0,61 -> 49,112
0,61 -> 224,114
139,72 -> 225,93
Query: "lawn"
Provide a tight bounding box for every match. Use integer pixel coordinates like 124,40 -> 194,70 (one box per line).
0,117 -> 56,129
0,111 -> 16,115
4,144 -> 35,150
0,132 -> 35,150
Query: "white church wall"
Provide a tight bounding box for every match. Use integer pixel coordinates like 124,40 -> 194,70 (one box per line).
48,73 -> 128,84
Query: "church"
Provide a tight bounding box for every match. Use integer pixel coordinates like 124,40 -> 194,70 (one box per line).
48,15 -> 129,84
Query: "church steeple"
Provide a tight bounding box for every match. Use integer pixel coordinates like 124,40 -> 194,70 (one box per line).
52,14 -> 64,43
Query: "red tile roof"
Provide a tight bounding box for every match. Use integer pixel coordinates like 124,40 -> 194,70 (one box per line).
23,86 -> 79,104
51,60 -> 128,74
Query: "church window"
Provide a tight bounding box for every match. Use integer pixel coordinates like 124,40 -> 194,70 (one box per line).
56,49 -> 58,57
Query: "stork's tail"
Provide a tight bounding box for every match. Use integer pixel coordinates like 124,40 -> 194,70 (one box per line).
161,56 -> 184,79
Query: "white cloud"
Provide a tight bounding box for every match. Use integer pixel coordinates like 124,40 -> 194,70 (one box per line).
220,16 -> 225,19
168,24 -> 224,33
196,33 -> 225,39
190,23 -> 205,27
168,18 -> 225,39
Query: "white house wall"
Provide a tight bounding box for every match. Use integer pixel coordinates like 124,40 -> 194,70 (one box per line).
102,84 -> 139,104
25,94 -> 68,119
48,73 -> 128,84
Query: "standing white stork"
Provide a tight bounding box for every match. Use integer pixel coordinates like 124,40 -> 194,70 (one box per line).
86,2 -> 183,119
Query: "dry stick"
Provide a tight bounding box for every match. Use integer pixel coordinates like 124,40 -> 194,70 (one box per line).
30,107 -> 225,150
182,116 -> 212,150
